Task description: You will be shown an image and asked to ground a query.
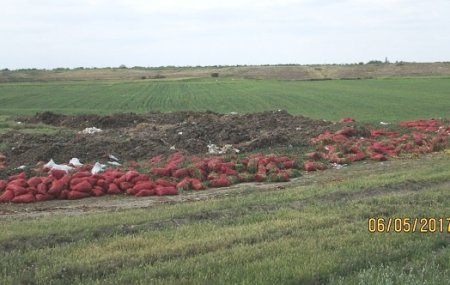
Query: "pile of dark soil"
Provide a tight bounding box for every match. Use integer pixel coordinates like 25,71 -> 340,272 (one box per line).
3,111 -> 334,168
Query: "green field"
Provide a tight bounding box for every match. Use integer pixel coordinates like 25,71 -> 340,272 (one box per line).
1,155 -> 450,284
1,77 -> 449,121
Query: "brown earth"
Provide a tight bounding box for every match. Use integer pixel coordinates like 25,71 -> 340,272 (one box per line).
2,111 -> 333,171
1,62 -> 450,83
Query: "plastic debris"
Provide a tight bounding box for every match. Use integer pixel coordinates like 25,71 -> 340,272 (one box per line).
108,154 -> 119,161
207,144 -> 239,154
78,127 -> 103,135
380,122 -> 390,125
107,161 -> 121,166
91,162 -> 106,174
69,158 -> 83,167
44,159 -> 74,172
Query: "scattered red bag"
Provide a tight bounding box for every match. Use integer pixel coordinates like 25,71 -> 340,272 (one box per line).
191,179 -> 204,190
27,177 -> 42,188
50,169 -> 66,180
135,189 -> 156,197
0,180 -> 7,191
173,168 -> 190,178
155,179 -> 176,187
68,191 -> 91,200
71,180 -> 92,193
92,187 -> 105,197
133,181 -> 155,191
12,193 -> 35,203
107,183 -> 121,194
36,193 -> 54,201
0,190 -> 14,202
8,172 -> 26,182
7,184 -> 28,196
48,180 -> 66,196
72,171 -> 92,179
125,171 -> 140,182
304,161 -> 317,172
119,181 -> 134,191
155,186 -> 178,196
176,178 -> 191,191
371,153 -> 386,161
59,190 -> 70,199
36,183 -> 48,195
149,168 -> 170,176
209,177 -> 231,188
8,179 -> 27,187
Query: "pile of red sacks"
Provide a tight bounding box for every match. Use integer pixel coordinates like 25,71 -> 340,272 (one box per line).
0,153 -> 302,203
305,118 -> 450,169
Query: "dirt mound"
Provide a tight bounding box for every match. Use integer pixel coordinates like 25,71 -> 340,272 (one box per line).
2,111 -> 333,169
20,111 -> 147,129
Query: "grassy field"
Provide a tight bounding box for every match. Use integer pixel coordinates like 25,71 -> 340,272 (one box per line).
1,154 -> 450,284
0,77 -> 449,122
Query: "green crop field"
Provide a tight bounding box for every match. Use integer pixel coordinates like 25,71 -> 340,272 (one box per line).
0,77 -> 449,122
1,154 -> 450,284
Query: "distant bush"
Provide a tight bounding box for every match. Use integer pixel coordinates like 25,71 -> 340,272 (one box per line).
367,60 -> 383,64
211,73 -> 219,78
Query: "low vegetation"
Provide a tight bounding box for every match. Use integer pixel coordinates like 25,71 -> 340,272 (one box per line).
0,77 -> 450,122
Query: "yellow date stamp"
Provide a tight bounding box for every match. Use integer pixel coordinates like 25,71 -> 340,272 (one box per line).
368,217 -> 450,233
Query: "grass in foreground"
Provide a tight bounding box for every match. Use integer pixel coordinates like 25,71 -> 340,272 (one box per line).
0,77 -> 449,122
1,154 -> 450,284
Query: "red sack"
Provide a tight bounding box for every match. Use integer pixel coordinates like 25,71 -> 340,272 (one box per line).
155,179 -> 176,187
82,177 -> 96,187
27,177 -> 42,188
126,188 -> 138,195
68,191 -> 91,200
8,172 -> 26,182
255,174 -> 266,182
173,168 -> 190,178
60,175 -> 72,187
36,193 -> 54,202
130,174 -> 149,184
125,171 -> 139,182
191,179 -> 205,191
70,177 -> 83,187
7,184 -> 28,196
59,190 -> 69,199
0,180 -> 7,191
135,189 -> 156,197
8,179 -> 27,187
149,168 -> 170,176
176,178 -> 191,191
283,160 -> 295,169
133,181 -> 155,191
37,183 -> 48,195
71,181 -> 92,193
119,182 -> 134,191
48,180 -> 66,196
92,187 -> 105,197
371,153 -> 386,161
155,186 -> 178,196
209,178 -> 231,188
304,161 -> 317,172
96,179 -> 107,189
51,169 -> 66,180
0,190 -> 14,202
107,183 -> 121,194
72,171 -> 92,179
12,193 -> 35,203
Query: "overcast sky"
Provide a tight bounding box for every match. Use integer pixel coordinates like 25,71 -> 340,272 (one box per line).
1,0 -> 449,69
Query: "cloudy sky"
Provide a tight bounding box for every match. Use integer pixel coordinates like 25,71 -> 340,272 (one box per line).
1,0 -> 449,69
